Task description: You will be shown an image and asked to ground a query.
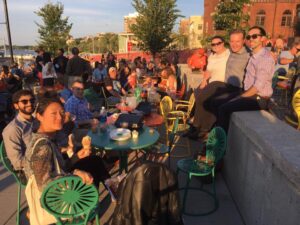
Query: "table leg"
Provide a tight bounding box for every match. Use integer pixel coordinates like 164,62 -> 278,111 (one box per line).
118,151 -> 128,174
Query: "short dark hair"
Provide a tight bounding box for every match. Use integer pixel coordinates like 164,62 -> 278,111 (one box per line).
12,90 -> 34,104
229,29 -> 246,39
59,48 -> 64,53
71,79 -> 83,87
211,35 -> 225,43
248,26 -> 266,36
36,94 -> 63,116
71,47 -> 79,55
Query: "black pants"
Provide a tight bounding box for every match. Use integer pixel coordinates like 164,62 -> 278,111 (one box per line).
217,95 -> 269,132
193,81 -> 241,131
73,155 -> 111,188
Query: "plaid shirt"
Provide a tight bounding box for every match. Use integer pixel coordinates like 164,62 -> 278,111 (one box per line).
244,48 -> 275,97
65,95 -> 93,121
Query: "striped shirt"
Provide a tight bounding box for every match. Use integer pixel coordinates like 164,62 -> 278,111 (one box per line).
244,48 -> 275,97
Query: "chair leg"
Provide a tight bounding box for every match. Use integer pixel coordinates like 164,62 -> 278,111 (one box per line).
95,213 -> 100,225
16,184 -> 21,225
182,175 -> 191,214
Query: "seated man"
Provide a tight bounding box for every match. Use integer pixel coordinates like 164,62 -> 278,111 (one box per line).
275,41 -> 300,76
84,83 -> 104,112
217,26 -> 274,132
103,67 -> 126,105
2,90 -> 35,182
65,80 -> 97,128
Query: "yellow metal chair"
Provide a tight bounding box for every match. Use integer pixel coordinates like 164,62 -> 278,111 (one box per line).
284,89 -> 300,129
160,96 -> 191,157
175,93 -> 195,121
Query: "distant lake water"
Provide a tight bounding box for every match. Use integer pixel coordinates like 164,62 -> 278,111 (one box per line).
0,49 -> 36,56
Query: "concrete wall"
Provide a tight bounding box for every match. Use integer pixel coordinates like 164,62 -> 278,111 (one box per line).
223,111 -> 300,225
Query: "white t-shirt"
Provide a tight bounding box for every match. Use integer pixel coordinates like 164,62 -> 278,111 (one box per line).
207,49 -> 230,83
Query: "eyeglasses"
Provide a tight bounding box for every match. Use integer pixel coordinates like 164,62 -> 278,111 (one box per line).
72,87 -> 84,91
211,41 -> 223,47
246,34 -> 262,40
18,98 -> 35,105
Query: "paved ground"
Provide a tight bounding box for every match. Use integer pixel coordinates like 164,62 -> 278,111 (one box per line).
0,132 -> 245,225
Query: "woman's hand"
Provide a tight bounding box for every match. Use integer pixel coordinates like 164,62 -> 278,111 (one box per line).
73,169 -> 94,185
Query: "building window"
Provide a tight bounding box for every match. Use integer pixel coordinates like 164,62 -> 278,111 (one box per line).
281,10 -> 292,27
198,24 -> 203,30
255,10 -> 266,26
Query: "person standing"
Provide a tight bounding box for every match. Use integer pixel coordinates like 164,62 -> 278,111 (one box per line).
65,47 -> 91,88
53,48 -> 69,84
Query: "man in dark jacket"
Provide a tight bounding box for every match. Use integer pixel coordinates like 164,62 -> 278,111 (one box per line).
65,47 -> 91,88
112,162 -> 183,225
53,48 -> 69,83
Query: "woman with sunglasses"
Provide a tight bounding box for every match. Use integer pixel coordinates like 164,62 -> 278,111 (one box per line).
199,36 -> 230,89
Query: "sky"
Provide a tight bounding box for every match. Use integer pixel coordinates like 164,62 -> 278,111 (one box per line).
0,0 -> 204,46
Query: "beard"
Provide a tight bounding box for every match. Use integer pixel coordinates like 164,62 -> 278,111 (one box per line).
19,107 -> 34,115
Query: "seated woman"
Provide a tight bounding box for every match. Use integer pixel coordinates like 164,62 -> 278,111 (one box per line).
199,36 -> 230,89
24,96 -> 116,225
157,67 -> 177,99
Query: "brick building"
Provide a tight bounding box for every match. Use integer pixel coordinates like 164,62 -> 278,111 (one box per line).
204,0 -> 300,41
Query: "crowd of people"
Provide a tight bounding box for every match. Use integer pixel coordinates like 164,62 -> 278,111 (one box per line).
1,25 -> 300,224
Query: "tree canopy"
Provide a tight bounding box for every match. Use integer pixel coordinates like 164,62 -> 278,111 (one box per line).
213,0 -> 250,31
131,0 -> 181,57
35,2 -> 72,55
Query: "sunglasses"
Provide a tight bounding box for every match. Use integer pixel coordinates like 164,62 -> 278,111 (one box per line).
18,98 -> 35,105
211,41 -> 223,47
296,48 -> 300,52
246,34 -> 262,40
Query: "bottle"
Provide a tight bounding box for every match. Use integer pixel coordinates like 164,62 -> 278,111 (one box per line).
99,106 -> 107,132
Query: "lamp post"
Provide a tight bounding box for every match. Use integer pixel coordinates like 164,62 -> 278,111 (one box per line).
3,0 -> 14,64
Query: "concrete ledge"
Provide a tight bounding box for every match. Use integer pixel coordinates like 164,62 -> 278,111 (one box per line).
223,111 -> 300,225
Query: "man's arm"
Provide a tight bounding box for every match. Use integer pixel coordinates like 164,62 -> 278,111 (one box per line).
2,125 -> 26,170
279,58 -> 294,65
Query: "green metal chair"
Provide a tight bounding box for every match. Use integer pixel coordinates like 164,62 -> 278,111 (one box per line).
40,176 -> 100,225
0,141 -> 27,225
150,117 -> 179,167
176,127 -> 227,216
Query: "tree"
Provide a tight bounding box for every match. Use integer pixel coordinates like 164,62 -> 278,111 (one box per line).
35,2 -> 72,55
212,0 -> 250,32
131,0 -> 181,57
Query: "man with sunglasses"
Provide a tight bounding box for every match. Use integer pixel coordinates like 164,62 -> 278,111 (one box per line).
217,26 -> 275,132
3,90 -> 35,180
275,41 -> 300,75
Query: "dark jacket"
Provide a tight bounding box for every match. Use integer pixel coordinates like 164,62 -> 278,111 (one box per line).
65,55 -> 91,77
112,162 -> 184,225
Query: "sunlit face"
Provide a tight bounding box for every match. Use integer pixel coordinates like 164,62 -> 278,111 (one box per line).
211,38 -> 225,54
72,82 -> 84,99
14,95 -> 35,116
229,33 -> 245,53
37,102 -> 65,132
246,28 -> 264,50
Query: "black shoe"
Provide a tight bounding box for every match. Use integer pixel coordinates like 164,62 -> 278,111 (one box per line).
182,126 -> 197,137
